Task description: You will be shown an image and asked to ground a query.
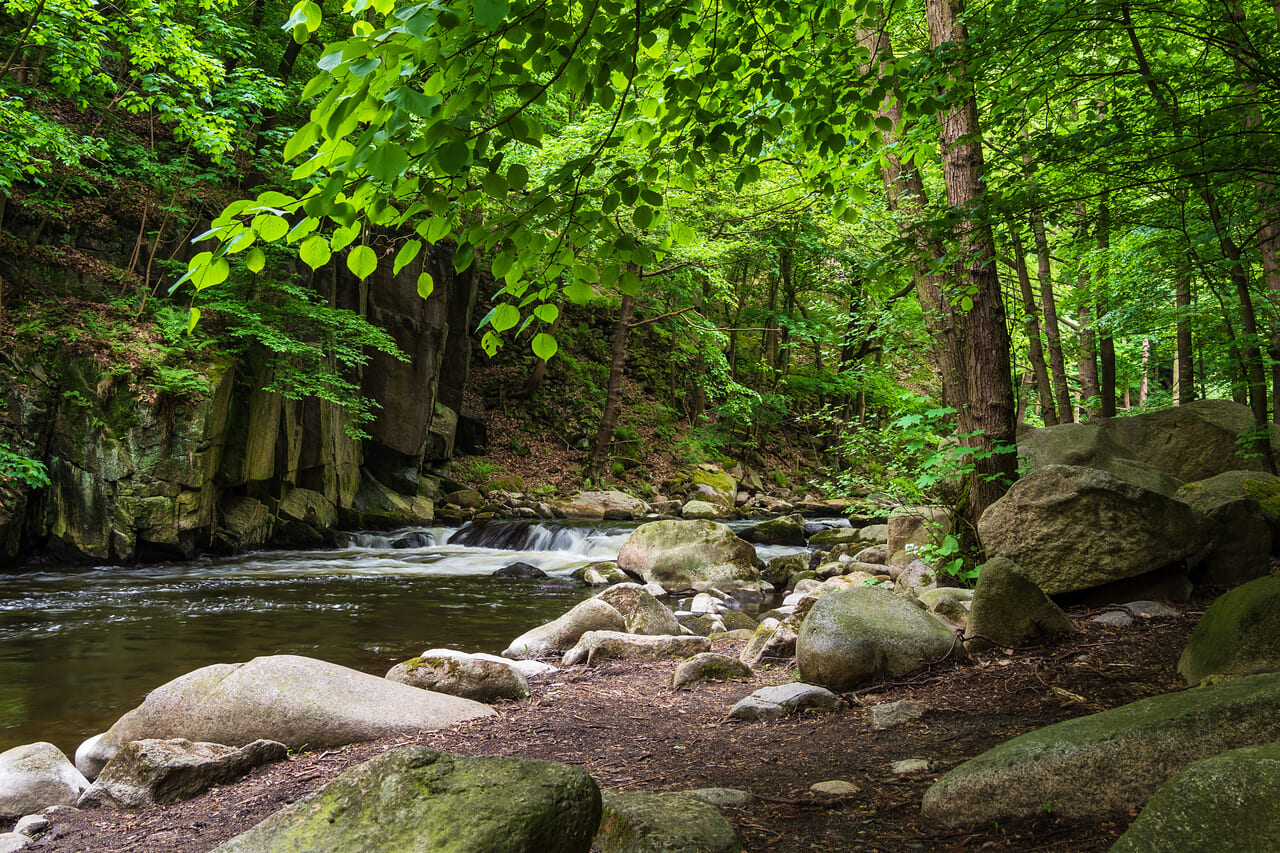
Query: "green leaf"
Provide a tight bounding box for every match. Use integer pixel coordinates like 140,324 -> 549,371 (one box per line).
283,123 -> 320,161
473,0 -> 509,30
300,234 -> 332,270
960,294 -> 974,312
330,223 -> 361,252
347,244 -> 378,280
490,303 -> 520,332
633,206 -> 653,230
252,214 -> 290,242
186,307 -> 201,334
369,144 -> 410,182
246,248 -> 266,273
193,258 -> 229,290
453,241 -> 475,272
481,330 -> 501,356
533,303 -> 558,324
531,332 -> 558,361
507,163 -> 529,189
417,271 -> 435,299
436,140 -> 471,174
394,239 -> 422,275
426,216 -> 452,242
565,279 -> 594,304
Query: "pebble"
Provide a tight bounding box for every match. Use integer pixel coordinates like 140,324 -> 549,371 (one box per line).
810,780 -> 860,796
13,816 -> 47,838
890,759 -> 932,776
683,788 -> 754,806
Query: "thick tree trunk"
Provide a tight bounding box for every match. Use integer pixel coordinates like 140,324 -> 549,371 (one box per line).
925,0 -> 1018,526
587,291 -> 636,480
1009,223 -> 1056,425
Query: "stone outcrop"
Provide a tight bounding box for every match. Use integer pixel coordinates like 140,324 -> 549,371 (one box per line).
1177,574 -> 1280,685
920,671 -> 1280,828
977,465 -> 1211,595
212,746 -> 601,853
87,655 -> 494,772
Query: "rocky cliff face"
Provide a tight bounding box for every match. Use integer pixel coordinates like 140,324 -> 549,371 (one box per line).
0,241 -> 477,568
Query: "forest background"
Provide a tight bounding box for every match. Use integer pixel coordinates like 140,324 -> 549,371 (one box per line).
2,0 -> 1279,563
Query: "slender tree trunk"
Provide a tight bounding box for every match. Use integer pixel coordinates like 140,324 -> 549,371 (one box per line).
1009,222 -> 1056,424
1175,265 -> 1196,404
1096,199 -> 1116,417
587,291 -> 636,480
1139,338 -> 1151,404
1074,204 -> 1100,419
1030,208 -> 1072,423
925,0 -> 1018,525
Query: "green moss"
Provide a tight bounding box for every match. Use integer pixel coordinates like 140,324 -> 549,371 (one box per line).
1242,477 -> 1280,515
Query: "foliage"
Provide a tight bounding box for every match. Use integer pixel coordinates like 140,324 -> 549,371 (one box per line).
0,443 -> 49,488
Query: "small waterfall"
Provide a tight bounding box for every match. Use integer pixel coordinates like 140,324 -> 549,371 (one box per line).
348,529 -> 448,549
448,520 -> 622,556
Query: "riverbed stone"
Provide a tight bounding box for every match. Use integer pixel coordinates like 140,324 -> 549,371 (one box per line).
503,597 -> 627,660
797,586 -> 964,690
964,557 -> 1075,651
739,514 -> 806,546
77,738 -> 286,809
551,490 -> 649,520
1177,574 -> 1280,685
1110,742 -> 1280,853
91,655 -> 494,771
887,507 -> 952,567
595,583 -> 684,636
920,670 -> 1280,828
0,742 -> 89,819
386,650 -> 530,702
0,834 -> 28,852
212,746 -> 600,853
597,789 -> 741,853
562,631 -> 711,666
727,683 -> 841,722
977,465 -> 1212,595
1174,470 -> 1276,585
616,520 -> 763,592
671,653 -> 753,689
739,617 -> 799,667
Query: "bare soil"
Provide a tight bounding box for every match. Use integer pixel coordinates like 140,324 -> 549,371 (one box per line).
13,597 -> 1206,853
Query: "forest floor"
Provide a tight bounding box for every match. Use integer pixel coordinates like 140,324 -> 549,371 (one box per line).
17,593 -> 1208,853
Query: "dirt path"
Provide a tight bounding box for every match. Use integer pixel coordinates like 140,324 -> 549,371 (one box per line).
16,600 -> 1201,852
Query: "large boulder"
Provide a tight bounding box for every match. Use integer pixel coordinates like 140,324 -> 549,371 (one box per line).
887,507 -> 952,567
562,631 -> 711,666
688,468 -> 738,510
77,738 -> 286,809
1016,422 -> 1183,496
596,790 -> 741,853
0,742 -> 89,819
594,583 -> 684,636
386,650 -> 530,702
89,655 -> 494,771
977,465 -> 1211,595
616,520 -> 763,592
1110,743 -> 1280,853
1177,574 -> 1280,685
963,557 -> 1075,651
1174,471 -> 1276,585
212,746 -> 601,853
796,587 -> 965,690
551,490 -> 649,520
738,514 -> 806,546
920,670 -> 1280,828
502,598 -> 626,660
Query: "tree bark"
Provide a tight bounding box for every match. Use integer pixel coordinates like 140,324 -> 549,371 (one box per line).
587,290 -> 636,480
1008,222 -> 1056,425
1029,207 -> 1072,423
1175,266 -> 1196,404
1096,199 -> 1116,417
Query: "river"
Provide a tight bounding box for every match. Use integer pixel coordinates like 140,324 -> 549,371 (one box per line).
0,519 -> 808,756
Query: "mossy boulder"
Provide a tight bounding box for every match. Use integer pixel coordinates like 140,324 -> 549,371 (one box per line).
616,520 -> 763,592
1177,574 -> 1280,685
596,790 -> 741,853
806,527 -> 866,549
963,557 -> 1075,651
671,653 -> 753,689
689,468 -> 738,509
920,671 -> 1280,828
213,746 -> 601,853
739,514 -> 806,546
1110,743 -> 1280,853
386,651 -> 530,703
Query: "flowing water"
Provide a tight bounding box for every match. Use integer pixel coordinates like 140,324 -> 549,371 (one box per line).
0,519 -> 804,756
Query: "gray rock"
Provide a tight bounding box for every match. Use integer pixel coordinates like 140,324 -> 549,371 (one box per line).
891,759 -> 932,776
738,618 -> 799,667
77,738 -> 287,809
597,790 -> 742,853
682,788 -> 753,806
551,490 -> 649,520
212,746 -> 600,853
0,834 -> 28,852
387,650 -> 530,702
806,527 -> 867,549
680,499 -> 726,519
676,612 -> 724,636
1092,611 -> 1134,627
616,520 -> 763,592
671,653 -> 753,689
1175,471 -> 1276,585
796,587 -> 965,690
74,734 -> 109,781
503,598 -> 627,660
920,670 -> 1280,828
762,553 -> 808,588
594,584 -> 684,636
894,559 -> 942,596
1178,574 -> 1280,685
0,742 -> 89,819
887,507 -> 952,567
727,683 -> 841,721
1110,743 -> 1280,853
1118,601 -> 1179,619
809,780 -> 860,796
963,557 -> 1075,651
853,544 -> 888,565
977,465 -> 1212,595
738,514 -> 806,546
92,655 -> 494,770
563,631 -> 710,666
13,815 -> 47,838
573,561 -> 631,586
871,700 -> 931,731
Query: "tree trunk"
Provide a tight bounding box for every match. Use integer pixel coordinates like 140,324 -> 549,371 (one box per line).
1096,199 -> 1116,417
925,0 -> 1019,526
1008,222 -> 1056,425
1139,338 -> 1151,404
1175,266 -> 1196,405
1030,207 -> 1072,423
587,291 -> 636,480
1074,204 -> 1100,419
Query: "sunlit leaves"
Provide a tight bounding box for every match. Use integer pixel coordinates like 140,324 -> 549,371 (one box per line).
299,235 -> 332,270
347,244 -> 378,279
